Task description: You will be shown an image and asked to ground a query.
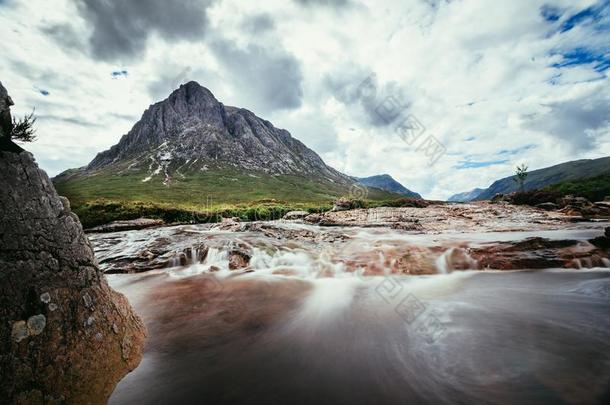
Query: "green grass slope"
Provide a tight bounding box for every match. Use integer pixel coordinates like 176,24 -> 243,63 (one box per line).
53,167 -> 401,228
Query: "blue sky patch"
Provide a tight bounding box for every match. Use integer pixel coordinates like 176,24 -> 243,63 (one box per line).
551,47 -> 610,72
111,70 -> 128,78
497,144 -> 536,156
455,159 -> 509,169
540,5 -> 563,22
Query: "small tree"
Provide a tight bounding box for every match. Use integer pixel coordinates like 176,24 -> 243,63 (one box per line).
10,111 -> 37,143
513,164 -> 528,192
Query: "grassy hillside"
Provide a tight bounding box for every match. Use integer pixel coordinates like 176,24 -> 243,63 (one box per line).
548,171 -> 610,202
476,157 -> 610,200
54,167 -> 401,228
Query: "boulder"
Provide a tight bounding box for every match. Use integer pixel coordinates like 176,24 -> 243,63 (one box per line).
228,250 -> 250,270
0,150 -> 146,403
536,202 -> 558,211
331,198 -> 353,212
283,210 -> 309,220
87,217 -> 164,233
490,193 -> 511,203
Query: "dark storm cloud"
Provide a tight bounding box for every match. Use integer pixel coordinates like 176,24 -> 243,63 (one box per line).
41,24 -> 84,52
526,96 -> 610,151
74,0 -> 215,61
210,39 -> 303,113
325,68 -> 412,128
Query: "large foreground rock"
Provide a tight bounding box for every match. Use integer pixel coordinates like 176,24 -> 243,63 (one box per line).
0,151 -> 146,404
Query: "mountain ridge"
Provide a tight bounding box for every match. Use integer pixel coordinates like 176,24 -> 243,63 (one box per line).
448,188 -> 485,202
356,174 -> 421,199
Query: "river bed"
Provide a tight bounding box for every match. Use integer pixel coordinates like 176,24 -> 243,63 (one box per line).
104,223 -> 610,404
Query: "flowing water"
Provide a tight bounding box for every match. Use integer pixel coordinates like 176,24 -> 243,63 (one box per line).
105,224 -> 610,405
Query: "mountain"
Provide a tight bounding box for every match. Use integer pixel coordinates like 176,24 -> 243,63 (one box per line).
448,188 -> 484,202
356,174 -> 421,198
475,157 -> 610,200
54,81 -> 397,208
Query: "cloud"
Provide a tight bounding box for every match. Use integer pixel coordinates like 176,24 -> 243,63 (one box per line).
209,39 -> 304,113
324,69 -> 412,128
74,0 -> 215,61
293,0 -> 352,8
524,93 -> 610,152
41,23 -> 85,52
241,14 -> 275,34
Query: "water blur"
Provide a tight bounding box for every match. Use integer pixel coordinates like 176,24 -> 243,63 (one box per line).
105,225 -> 610,405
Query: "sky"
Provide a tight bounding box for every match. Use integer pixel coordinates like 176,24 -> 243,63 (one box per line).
0,0 -> 609,199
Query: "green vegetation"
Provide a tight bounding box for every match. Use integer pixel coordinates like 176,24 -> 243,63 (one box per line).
513,164 -> 528,192
54,167 -> 409,228
510,171 -> 610,206
9,111 -> 37,143
548,171 -> 610,202
70,200 -> 332,228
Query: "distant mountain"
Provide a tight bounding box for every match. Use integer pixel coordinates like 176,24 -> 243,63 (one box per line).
54,81 -> 398,207
475,157 -> 610,200
448,188 -> 484,202
356,174 -> 421,198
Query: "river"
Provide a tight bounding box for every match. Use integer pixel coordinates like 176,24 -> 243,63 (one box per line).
104,224 -> 610,404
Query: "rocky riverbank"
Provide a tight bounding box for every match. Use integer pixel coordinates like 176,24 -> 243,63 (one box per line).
86,200 -> 610,276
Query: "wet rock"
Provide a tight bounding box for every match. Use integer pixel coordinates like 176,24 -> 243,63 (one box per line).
0,146 -> 146,403
536,202 -> 558,211
469,237 -> 610,270
229,250 -> 251,270
87,218 -> 164,233
283,210 -> 310,220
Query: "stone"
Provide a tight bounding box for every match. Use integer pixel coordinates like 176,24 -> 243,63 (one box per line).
221,217 -> 241,223
11,321 -> 28,343
40,292 -> 51,304
228,250 -> 251,270
86,218 -> 164,233
283,210 -> 310,220
82,292 -> 93,308
27,315 -> 46,336
331,198 -> 353,212
536,202 -> 558,211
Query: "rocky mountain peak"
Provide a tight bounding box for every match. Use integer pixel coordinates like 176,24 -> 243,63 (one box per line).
81,82 -> 352,185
